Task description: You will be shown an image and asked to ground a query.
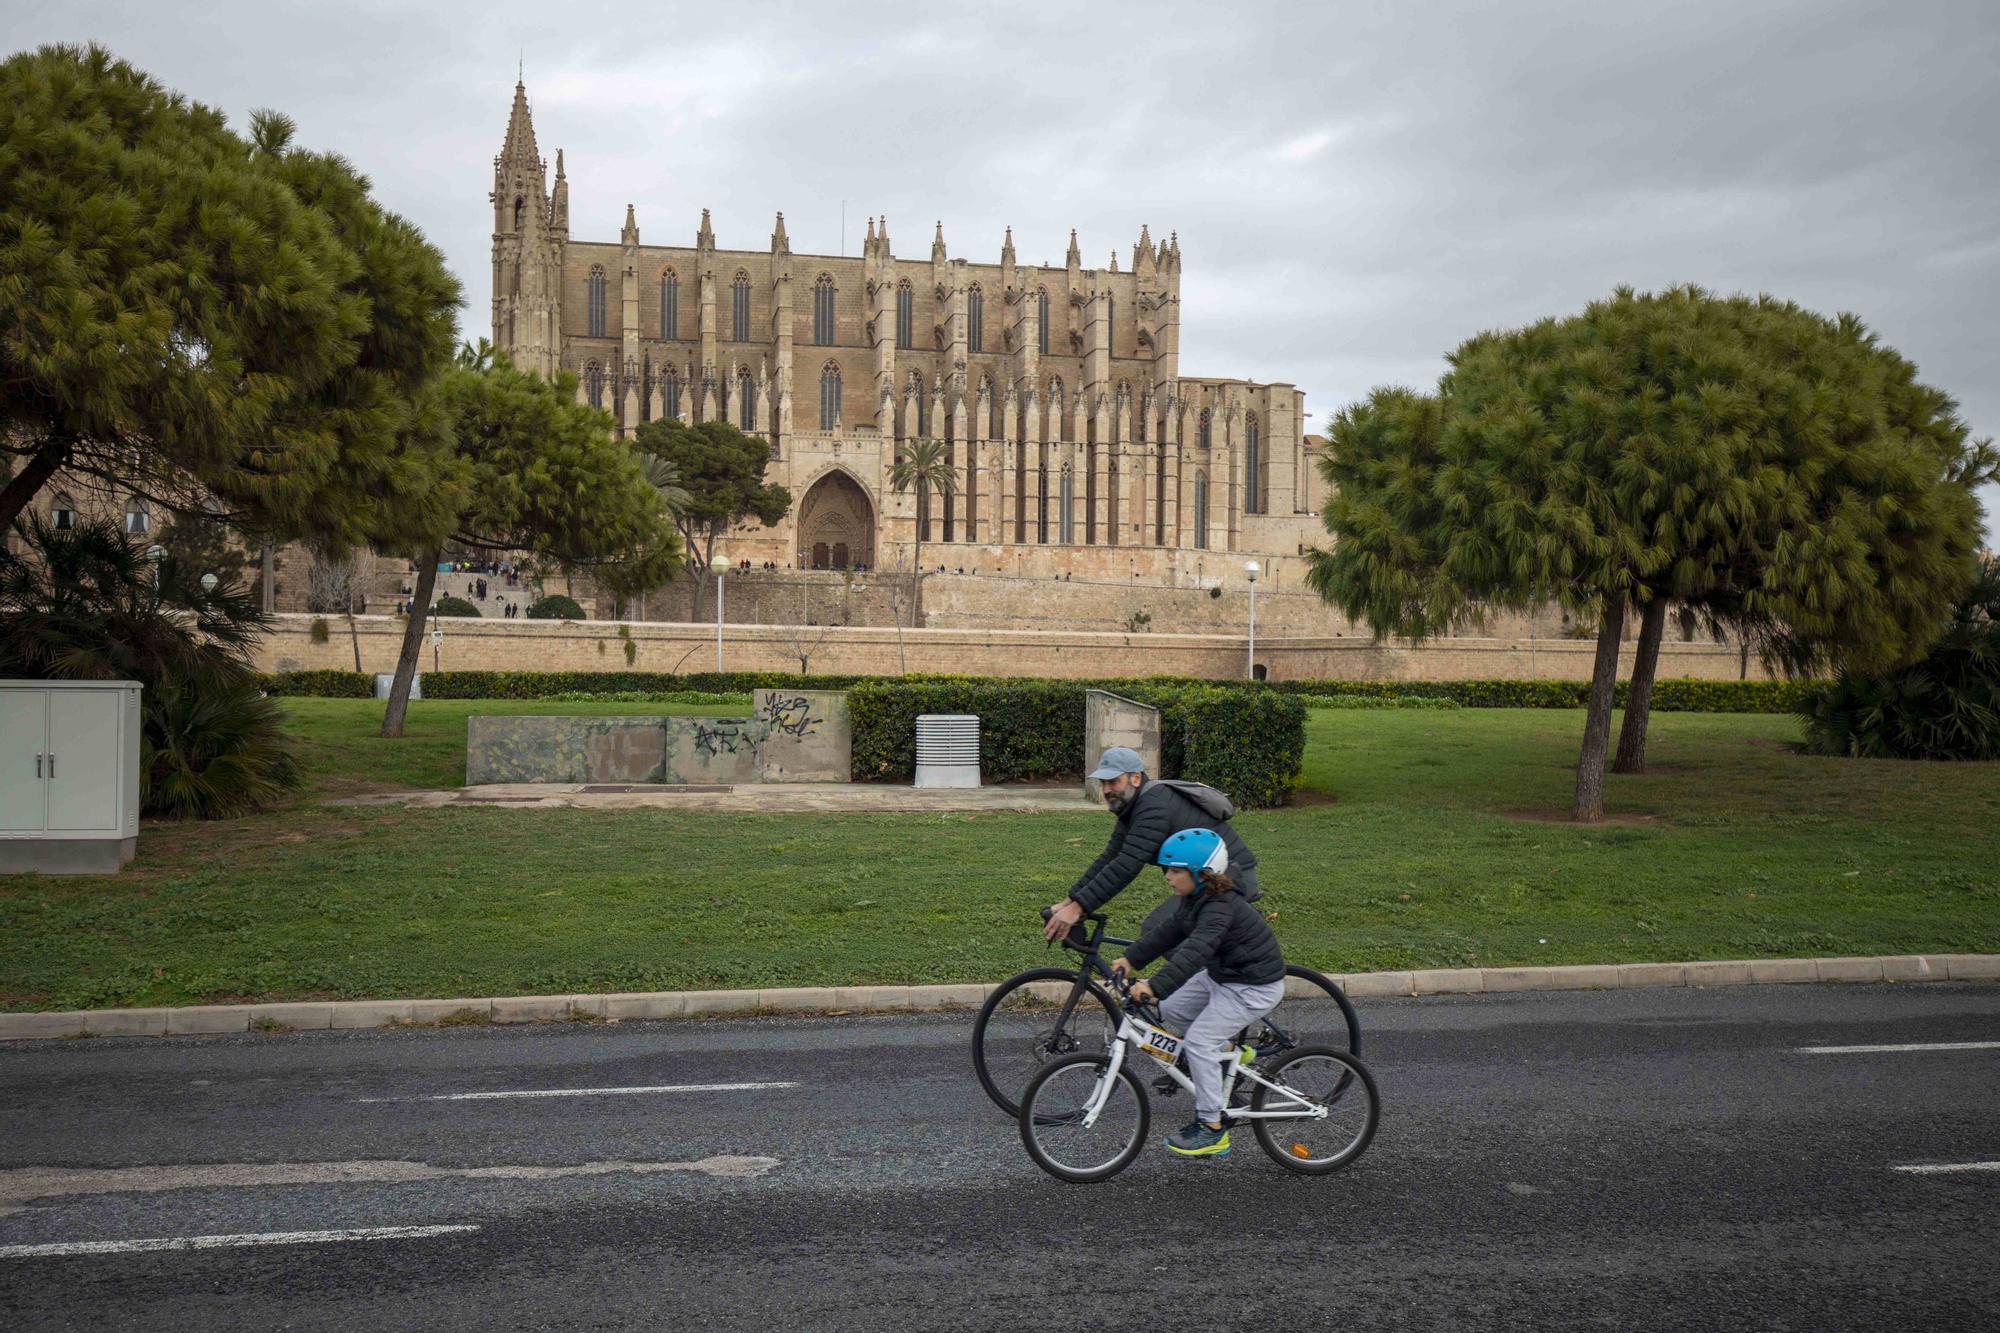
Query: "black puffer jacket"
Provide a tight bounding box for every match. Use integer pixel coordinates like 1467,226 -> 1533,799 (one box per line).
1068,778 -> 1259,915
1122,887 -> 1285,999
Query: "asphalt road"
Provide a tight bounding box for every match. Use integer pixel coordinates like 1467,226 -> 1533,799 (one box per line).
2,983 -> 1995,1331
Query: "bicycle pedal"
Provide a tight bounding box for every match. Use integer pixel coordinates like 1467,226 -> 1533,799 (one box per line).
1151,1076 -> 1180,1096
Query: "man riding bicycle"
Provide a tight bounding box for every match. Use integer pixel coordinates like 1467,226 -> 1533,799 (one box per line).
1042,746 -> 1260,944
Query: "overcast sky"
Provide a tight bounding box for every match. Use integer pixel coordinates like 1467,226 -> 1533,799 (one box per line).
9,0 -> 1995,539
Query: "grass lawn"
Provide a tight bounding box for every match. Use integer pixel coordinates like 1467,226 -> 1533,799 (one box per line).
2,700 -> 1995,1011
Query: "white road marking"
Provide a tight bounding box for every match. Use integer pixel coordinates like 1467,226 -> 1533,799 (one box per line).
0,1224 -> 477,1259
1892,1161 -> 2000,1175
357,1080 -> 798,1103
1797,1041 -> 2000,1055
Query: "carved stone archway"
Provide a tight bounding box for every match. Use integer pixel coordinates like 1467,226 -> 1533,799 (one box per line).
797,469 -> 876,569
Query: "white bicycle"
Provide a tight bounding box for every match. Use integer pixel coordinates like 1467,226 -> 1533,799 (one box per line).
1017,974 -> 1381,1183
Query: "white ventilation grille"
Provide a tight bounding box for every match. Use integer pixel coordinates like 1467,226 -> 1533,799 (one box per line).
914,714 -> 980,789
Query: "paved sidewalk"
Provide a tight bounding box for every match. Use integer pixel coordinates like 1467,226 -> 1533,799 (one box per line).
331,782 -> 1100,813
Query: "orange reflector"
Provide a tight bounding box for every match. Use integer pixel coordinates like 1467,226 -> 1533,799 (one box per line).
1289,1143 -> 1312,1159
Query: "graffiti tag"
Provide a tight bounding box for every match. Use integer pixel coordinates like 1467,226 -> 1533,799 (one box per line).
760,694 -> 823,739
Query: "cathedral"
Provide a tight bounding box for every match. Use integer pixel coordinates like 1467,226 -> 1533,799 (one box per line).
490,80 -> 1327,590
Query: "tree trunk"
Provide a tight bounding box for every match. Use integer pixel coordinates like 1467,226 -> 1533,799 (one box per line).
1571,594 -> 1628,822
686,564 -> 707,622
1613,598 -> 1668,774
380,548 -> 440,739
0,437 -> 73,533
348,612 -> 363,674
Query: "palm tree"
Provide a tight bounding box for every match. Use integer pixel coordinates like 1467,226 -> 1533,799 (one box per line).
888,437 -> 957,632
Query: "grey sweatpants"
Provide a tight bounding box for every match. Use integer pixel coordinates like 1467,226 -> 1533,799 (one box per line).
1157,971 -> 1287,1125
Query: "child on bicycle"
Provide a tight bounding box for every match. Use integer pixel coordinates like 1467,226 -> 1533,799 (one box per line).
1110,827 -> 1286,1158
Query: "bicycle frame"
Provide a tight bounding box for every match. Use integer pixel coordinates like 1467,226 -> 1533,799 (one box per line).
1079,1010 -> 1330,1128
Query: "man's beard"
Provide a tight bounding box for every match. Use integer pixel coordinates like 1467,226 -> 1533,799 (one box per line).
1105,787 -> 1131,813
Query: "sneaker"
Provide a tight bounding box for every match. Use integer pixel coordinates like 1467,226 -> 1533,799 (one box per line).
1152,1074 -> 1181,1096
1165,1121 -> 1230,1158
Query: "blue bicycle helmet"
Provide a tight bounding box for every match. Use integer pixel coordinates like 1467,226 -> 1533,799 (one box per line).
1156,827 -> 1228,876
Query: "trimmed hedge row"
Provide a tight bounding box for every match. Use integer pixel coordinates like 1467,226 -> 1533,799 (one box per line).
1270,677 -> 1813,713
258,669 -> 375,698
847,680 -> 1307,808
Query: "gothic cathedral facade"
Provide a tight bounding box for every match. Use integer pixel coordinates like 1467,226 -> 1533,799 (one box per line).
490,81 -> 1327,590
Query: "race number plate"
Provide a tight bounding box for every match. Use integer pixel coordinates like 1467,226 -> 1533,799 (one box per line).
1136,1022 -> 1183,1065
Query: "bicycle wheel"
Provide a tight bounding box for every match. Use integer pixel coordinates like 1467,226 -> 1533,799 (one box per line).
1249,1045 -> 1379,1176
1019,1054 -> 1150,1184
972,967 -> 1121,1118
1247,965 -> 1361,1061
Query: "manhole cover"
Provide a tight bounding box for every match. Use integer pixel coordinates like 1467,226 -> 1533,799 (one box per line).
579,784 -> 733,794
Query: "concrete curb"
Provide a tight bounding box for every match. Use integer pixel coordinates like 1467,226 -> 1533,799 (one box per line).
3,955 -> 1995,1042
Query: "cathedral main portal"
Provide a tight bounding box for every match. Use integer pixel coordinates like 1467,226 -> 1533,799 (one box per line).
797,470 -> 876,570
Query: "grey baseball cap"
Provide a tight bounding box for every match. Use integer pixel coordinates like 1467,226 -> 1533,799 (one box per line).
1089,746 -> 1146,781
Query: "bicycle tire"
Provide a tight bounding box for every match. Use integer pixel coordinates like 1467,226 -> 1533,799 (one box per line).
1249,1045 -> 1379,1176
1019,1054 -> 1151,1184
972,967 -> 1122,1118
1259,964 -> 1362,1059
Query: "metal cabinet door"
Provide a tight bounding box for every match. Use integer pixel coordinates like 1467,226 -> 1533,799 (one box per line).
46,690 -> 120,832
0,690 -> 49,833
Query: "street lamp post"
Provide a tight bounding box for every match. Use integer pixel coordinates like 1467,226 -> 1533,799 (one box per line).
715,569 -> 725,671
1244,560 -> 1260,680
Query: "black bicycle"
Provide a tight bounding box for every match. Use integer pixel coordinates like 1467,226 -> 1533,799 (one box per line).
972,909 -> 1362,1118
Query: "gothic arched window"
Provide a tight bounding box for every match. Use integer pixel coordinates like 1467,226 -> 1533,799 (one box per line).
1198,408 -> 1212,451
909,371 -> 928,438
513,197 -> 524,231
1059,467 -> 1075,545
814,275 -> 836,346
1037,289 -> 1050,355
1049,377 -> 1067,442
124,499 -> 149,535
1193,470 -> 1209,549
731,271 -> 751,343
587,265 -> 607,337
739,371 -> 755,431
1245,413 -> 1262,514
967,285 -> 984,353
819,361 -> 841,430
896,281 -> 913,350
584,360 -> 604,410
662,368 -> 683,420
985,380 -> 1001,439
51,493 -> 76,531
659,269 -> 679,340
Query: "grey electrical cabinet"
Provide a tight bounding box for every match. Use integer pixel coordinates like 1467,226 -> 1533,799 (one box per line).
0,680 -> 143,874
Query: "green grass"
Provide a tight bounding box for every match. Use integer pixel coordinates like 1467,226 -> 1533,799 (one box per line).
2,702 -> 1995,1011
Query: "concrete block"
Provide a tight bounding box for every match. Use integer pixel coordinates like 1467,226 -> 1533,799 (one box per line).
833,985 -> 915,1011
0,1011 -> 87,1040
1880,956 -> 1941,983
904,983 -> 990,1010
1481,967 -> 1553,992
1528,965 -> 1621,991
602,991 -> 687,1020
568,994 -> 609,1017
248,1003 -> 335,1030
1942,955 -> 2000,981
753,690 -> 853,783
1813,957 -> 1885,983
165,1005 -> 252,1035
330,1000 -> 415,1029
756,987 -> 839,1012
410,999 -> 490,1024
1285,973 -> 1345,999
1685,961 -> 1753,987
1617,962 -> 1690,989
1340,971 -> 1414,998
679,989 -> 760,1017
1747,959 -> 1820,985
490,995 -> 573,1023
83,1007 -> 169,1037
1410,968 -> 1483,995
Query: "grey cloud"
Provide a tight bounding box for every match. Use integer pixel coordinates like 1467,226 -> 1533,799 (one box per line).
6,0 -> 1993,534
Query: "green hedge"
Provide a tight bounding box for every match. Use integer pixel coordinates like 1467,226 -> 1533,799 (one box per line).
526,594 -> 585,620
1298,694 -> 1462,710
258,670 -> 374,697
433,595 -> 481,617
1270,677 -> 1813,713
848,679 -> 1306,807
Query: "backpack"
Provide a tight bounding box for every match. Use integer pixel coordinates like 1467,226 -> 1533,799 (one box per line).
1152,778 -> 1235,822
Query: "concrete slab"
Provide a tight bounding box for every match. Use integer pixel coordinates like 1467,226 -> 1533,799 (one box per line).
82,1008 -> 169,1037
905,983 -> 991,1009
1879,956 -> 1942,982
1686,961 -> 1754,987
1410,968 -> 1484,995
165,1005 -> 252,1036
410,999 -> 491,1024
350,781 -> 1098,815
490,995 -> 572,1023
834,986 -> 915,1011
1,1011 -> 86,1039
1814,957 -> 1886,983
1341,971 -> 1415,998
1748,959 -> 1820,985
249,1003 -> 335,1031
330,1000 -> 415,1029
603,992 -> 686,1020
757,987 -> 840,1011
1618,963 -> 1690,989
753,690 -> 852,783
680,989 -> 760,1017
1942,955 -> 2000,981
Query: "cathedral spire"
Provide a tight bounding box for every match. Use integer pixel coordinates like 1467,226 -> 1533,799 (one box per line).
697,207 -> 715,250
1109,250 -> 1119,273
865,216 -> 877,257
771,210 -> 790,253
1065,228 -> 1081,267
621,203 -> 639,247
498,78 -> 540,175
931,219 -> 947,262
1001,225 -> 1015,265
